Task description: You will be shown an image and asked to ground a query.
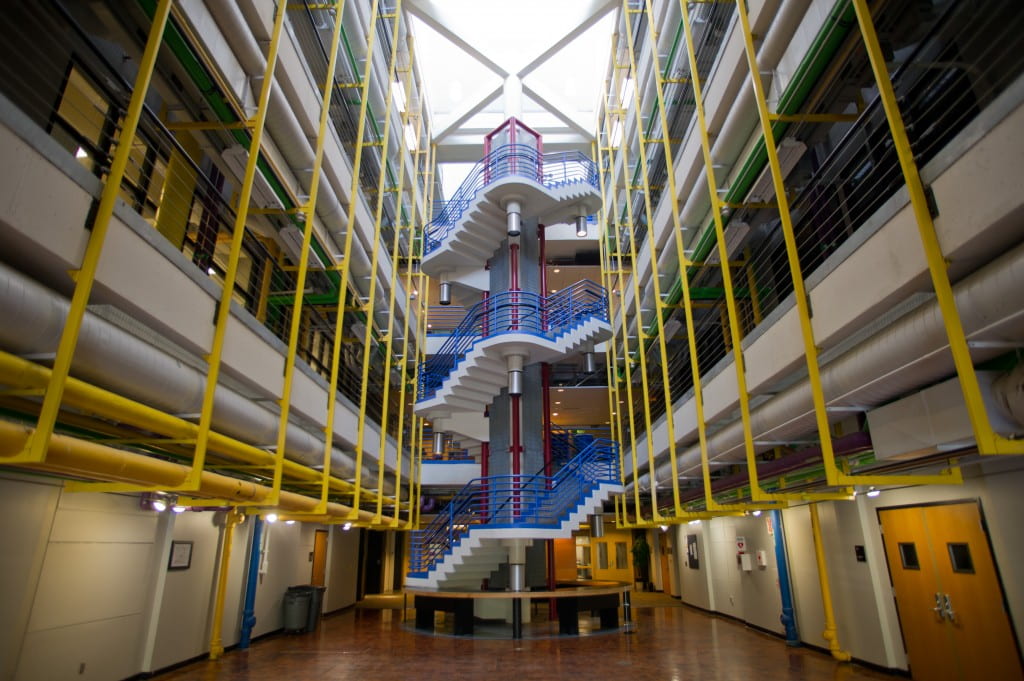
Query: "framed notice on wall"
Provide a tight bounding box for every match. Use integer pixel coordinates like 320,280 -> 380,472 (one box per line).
168,541 -> 193,570
686,534 -> 699,570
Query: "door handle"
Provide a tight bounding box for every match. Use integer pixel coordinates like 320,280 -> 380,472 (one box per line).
942,593 -> 956,623
932,592 -> 946,620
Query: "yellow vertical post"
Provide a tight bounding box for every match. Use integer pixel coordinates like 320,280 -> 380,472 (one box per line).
601,67 -> 644,523
20,0 -> 174,464
409,140 -> 436,529
617,13 -> 664,523
640,0 -> 723,517
358,0 -> 404,522
850,0 -> 1021,457
322,0 -> 382,522
735,0 -> 846,498
183,0 -> 288,491
808,503 -> 851,661
622,0 -> 680,519
273,0 -> 348,511
677,0 -> 764,509
390,62 -> 424,529
594,139 -> 622,459
208,509 -> 245,660
375,104 -> 410,523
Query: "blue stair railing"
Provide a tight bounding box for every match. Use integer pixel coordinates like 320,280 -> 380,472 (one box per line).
408,438 -> 620,577
417,280 -> 609,402
426,143 -> 599,255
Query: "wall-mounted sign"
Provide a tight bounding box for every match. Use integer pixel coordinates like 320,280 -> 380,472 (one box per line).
686,534 -> 699,570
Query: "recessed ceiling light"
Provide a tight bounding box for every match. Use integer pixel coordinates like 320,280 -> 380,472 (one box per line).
553,268 -> 561,273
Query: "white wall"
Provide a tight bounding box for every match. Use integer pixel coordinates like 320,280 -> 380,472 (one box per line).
673,515 -> 782,634
0,476 -> 60,681
675,522 -> 712,610
325,526 -> 360,612
0,476 -> 362,681
150,510 -> 247,670
13,489 -> 159,681
666,458 -> 1024,672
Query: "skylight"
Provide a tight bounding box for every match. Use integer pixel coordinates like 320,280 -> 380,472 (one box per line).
406,0 -> 616,198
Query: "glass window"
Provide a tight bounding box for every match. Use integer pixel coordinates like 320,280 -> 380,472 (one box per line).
54,67 -> 110,173
615,541 -> 628,569
947,543 -> 974,574
899,542 -> 920,570
597,542 -> 608,569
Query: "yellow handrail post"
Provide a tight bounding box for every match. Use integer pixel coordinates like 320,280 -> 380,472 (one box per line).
599,55 -> 644,523
808,503 -> 852,661
358,0 -> 404,523
391,63 -> 426,529
322,0 -> 381,525
851,0 -> 1021,458
621,0 -> 677,521
593,140 -> 622,466
208,508 -> 245,660
410,141 -> 436,530
674,0 -> 763,511
617,11 -> 664,523
184,0 -> 289,494
273,0 -> 348,512
18,0 -> 174,465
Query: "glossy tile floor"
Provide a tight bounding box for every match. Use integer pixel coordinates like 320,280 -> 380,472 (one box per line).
154,595 -> 903,681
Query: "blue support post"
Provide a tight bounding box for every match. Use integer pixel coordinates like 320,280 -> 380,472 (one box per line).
770,509 -> 801,646
238,516 -> 264,649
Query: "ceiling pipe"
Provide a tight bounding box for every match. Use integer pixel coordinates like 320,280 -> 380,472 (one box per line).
0,419 -> 388,523
0,262 -> 408,492
644,239 -> 1024,488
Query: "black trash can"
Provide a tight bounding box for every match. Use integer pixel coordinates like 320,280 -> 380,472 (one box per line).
283,586 -> 312,633
306,585 -> 327,632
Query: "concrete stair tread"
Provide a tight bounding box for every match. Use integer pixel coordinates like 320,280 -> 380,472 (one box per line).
422,177 -> 601,276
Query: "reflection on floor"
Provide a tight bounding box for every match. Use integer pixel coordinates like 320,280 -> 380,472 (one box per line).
152,595 -> 903,681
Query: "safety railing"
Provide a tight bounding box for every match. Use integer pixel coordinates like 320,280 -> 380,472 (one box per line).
417,280 -> 608,402
0,2 -> 409,439
622,0 -> 1024,430
408,438 -> 619,576
425,144 -> 599,255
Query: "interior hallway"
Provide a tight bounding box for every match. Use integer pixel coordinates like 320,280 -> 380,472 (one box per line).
152,598 -> 901,681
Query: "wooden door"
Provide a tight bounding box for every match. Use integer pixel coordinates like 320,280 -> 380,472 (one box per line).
879,505 -> 956,681
923,504 -> 1023,680
879,502 -> 1023,681
659,539 -> 671,593
311,529 -> 328,587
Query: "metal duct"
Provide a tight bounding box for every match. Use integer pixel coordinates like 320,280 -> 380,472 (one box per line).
648,239 -> 1024,486
0,263 -> 403,492
993,363 -> 1024,426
